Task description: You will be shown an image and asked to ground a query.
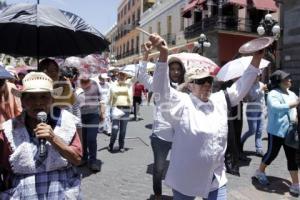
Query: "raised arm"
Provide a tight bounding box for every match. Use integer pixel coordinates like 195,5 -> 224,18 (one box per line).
227,51 -> 263,107
149,34 -> 186,126
136,42 -> 154,91
150,34 -> 171,104
136,61 -> 154,91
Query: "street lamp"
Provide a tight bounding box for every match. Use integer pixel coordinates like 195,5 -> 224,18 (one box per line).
257,13 -> 281,72
193,33 -> 211,55
257,13 -> 280,40
109,54 -> 117,65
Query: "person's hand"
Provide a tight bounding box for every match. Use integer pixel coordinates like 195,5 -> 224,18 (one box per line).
149,33 -> 168,52
142,42 -> 152,61
149,33 -> 168,62
34,123 -> 55,142
262,84 -> 268,92
142,42 -> 152,53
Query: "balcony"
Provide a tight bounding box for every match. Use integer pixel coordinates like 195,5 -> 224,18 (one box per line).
162,33 -> 176,46
116,48 -> 139,60
184,16 -> 256,39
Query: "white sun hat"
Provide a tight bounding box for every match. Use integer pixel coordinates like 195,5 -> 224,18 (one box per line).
12,72 -> 56,97
22,72 -> 53,93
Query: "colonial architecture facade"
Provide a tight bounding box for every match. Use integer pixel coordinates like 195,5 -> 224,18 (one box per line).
182,0 -> 279,66
139,0 -> 190,61
113,0 -> 144,66
106,0 -> 280,70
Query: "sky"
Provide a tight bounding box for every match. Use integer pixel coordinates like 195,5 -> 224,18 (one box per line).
5,0 -> 122,35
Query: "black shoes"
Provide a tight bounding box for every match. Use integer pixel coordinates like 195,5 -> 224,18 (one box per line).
107,145 -> 113,152
225,164 -> 240,177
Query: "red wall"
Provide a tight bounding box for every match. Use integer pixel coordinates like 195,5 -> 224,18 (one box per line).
218,33 -> 256,66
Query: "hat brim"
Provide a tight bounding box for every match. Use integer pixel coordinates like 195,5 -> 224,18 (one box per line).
168,56 -> 185,68
186,72 -> 214,83
282,73 -> 291,80
11,87 -> 62,98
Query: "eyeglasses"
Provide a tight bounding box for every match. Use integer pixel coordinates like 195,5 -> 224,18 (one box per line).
193,77 -> 214,85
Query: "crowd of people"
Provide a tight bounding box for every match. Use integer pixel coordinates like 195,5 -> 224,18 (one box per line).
0,32 -> 300,199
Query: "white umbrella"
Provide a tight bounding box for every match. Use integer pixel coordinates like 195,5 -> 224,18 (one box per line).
120,64 -> 136,77
216,56 -> 270,82
64,56 -> 84,68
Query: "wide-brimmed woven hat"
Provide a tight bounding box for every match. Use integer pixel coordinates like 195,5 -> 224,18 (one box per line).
12,72 -> 57,97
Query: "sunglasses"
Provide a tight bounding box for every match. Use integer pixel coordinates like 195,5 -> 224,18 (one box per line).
193,77 -> 214,85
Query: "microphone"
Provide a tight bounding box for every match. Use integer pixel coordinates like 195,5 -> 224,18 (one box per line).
37,111 -> 48,158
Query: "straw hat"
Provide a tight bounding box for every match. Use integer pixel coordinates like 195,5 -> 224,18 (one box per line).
12,72 -> 56,97
185,66 -> 212,82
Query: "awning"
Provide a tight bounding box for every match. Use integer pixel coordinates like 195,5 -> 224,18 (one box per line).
182,0 -> 198,18
227,0 -> 247,7
251,0 -> 277,12
182,0 -> 206,18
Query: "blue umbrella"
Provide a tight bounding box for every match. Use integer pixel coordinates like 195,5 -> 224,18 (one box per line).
0,66 -> 14,79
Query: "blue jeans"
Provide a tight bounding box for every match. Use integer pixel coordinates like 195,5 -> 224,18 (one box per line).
109,110 -> 130,149
150,136 -> 172,195
173,185 -> 227,200
241,111 -> 263,150
82,113 -> 100,162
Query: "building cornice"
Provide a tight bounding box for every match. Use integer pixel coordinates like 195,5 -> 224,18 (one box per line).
140,0 -> 185,27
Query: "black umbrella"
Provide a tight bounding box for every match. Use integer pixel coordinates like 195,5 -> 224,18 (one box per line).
0,3 -> 110,59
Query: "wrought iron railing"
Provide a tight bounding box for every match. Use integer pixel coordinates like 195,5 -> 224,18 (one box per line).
116,48 -> 139,60
184,16 -> 256,39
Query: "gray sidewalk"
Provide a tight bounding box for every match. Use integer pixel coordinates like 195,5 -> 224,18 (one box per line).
80,105 -> 299,200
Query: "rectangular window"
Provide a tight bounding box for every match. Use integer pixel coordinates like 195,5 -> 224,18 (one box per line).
131,39 -> 134,52
157,21 -> 161,35
136,36 -> 139,53
149,26 -> 152,34
180,8 -> 184,31
132,14 -> 135,25
167,16 -> 172,34
137,9 -> 140,21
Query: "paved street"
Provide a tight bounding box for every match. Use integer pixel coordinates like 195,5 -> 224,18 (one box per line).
80,104 -> 299,200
